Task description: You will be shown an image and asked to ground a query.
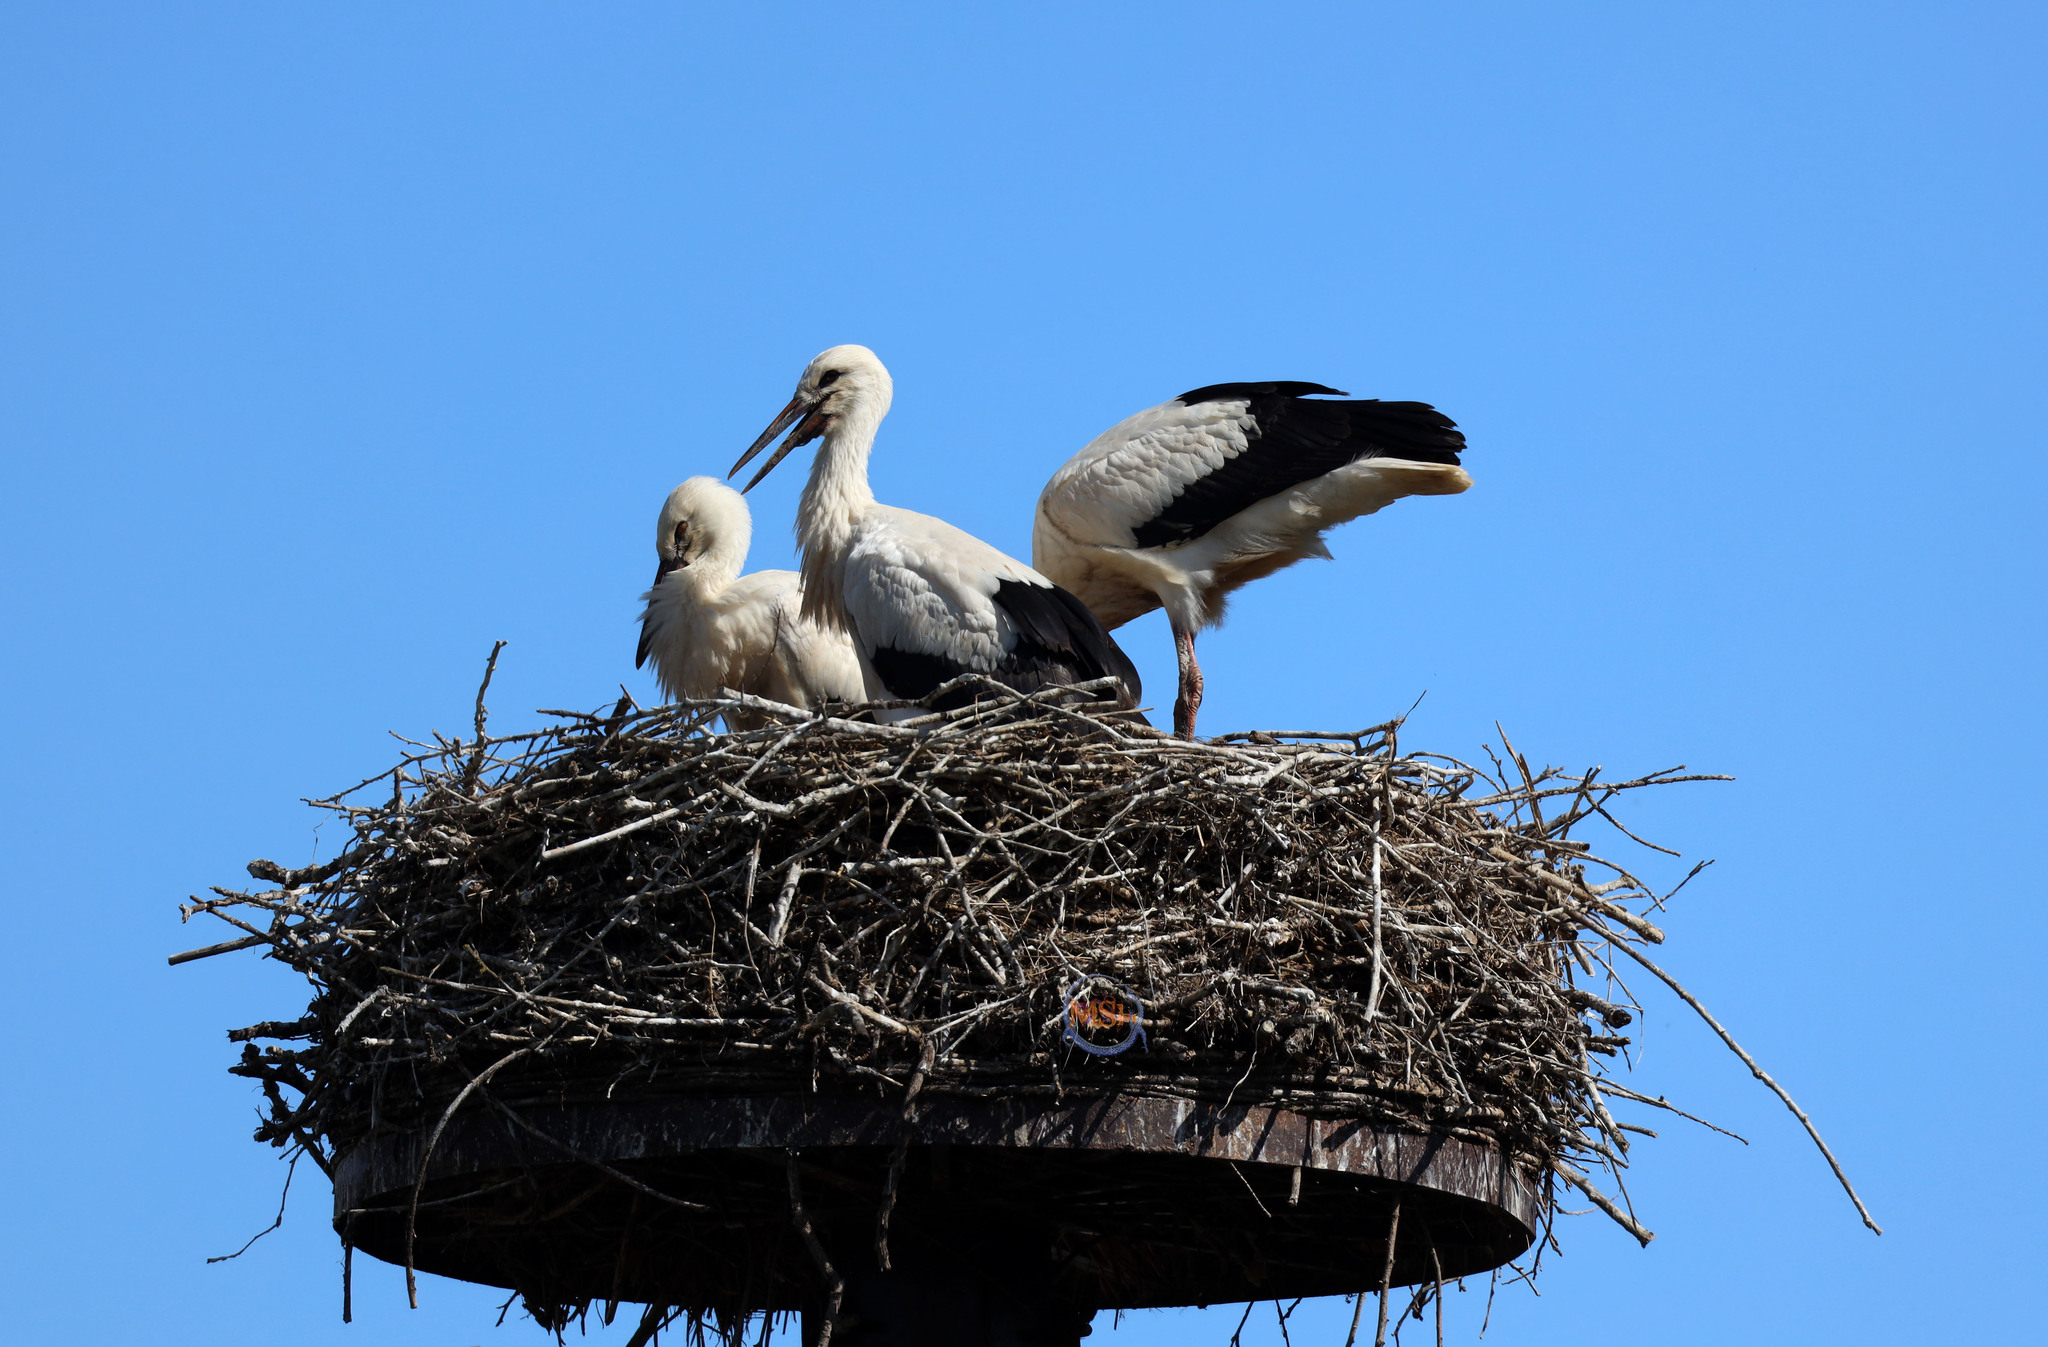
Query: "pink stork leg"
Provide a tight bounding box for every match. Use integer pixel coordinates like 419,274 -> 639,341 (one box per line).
1172,622 -> 1204,740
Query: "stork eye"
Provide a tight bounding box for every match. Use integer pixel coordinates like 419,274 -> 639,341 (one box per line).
817,370 -> 841,389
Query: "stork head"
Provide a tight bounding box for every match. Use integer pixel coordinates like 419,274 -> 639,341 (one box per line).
651,476 -> 752,586
730,344 -> 894,492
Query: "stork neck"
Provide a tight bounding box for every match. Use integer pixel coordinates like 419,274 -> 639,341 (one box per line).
798,405 -> 880,556
793,401 -> 881,632
699,526 -> 749,588
674,546 -> 743,599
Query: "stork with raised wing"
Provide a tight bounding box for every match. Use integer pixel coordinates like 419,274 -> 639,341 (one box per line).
636,476 -> 865,725
1033,381 -> 1470,739
729,345 -> 1140,717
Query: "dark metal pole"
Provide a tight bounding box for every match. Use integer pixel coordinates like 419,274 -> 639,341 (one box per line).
804,1261 -> 1093,1347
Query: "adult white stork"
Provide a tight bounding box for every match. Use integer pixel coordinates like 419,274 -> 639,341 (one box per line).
1033,381 -> 1470,738
728,345 -> 1141,717
636,476 -> 866,726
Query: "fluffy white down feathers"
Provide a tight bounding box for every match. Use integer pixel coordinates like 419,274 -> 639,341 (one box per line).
636,477 -> 864,716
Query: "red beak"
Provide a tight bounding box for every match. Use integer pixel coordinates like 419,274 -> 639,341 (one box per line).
730,394 -> 829,493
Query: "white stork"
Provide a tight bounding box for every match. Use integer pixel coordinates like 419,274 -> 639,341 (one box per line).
1033,381 -> 1470,738
728,345 -> 1141,717
636,476 -> 866,726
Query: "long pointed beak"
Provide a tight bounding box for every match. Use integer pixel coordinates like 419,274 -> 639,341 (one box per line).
730,393 -> 828,493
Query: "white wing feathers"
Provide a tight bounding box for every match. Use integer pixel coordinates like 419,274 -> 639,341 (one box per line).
1032,391 -> 1471,635
844,504 -> 1048,670
1038,401 -> 1257,549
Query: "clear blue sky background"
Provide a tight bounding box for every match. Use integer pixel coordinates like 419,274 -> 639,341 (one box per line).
2,4 -> 2041,1344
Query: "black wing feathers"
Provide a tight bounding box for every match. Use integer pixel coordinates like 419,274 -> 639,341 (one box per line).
865,647 -> 973,704
990,580 -> 1142,704
1175,380 -> 1347,404
868,580 -> 1142,710
634,559 -> 669,668
1130,389 -> 1466,549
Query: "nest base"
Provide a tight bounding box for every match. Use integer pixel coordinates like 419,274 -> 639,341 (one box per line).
335,1091 -> 1536,1317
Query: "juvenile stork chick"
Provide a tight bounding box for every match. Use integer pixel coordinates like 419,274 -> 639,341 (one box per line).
636,476 -> 865,723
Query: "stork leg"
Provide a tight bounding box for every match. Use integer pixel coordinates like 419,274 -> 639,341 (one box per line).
1172,622 -> 1204,740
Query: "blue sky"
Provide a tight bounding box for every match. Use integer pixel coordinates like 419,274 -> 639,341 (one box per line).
1,4 -> 2042,1343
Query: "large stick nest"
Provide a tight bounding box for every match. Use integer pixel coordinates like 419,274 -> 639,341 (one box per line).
191,671 -> 1756,1261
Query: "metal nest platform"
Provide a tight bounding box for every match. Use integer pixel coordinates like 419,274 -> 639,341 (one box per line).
338,1093 -> 1535,1314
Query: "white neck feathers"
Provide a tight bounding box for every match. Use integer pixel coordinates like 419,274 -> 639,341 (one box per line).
795,399 -> 882,633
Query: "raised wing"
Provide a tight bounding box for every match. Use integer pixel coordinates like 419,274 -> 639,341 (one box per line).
1041,383 -> 1466,550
